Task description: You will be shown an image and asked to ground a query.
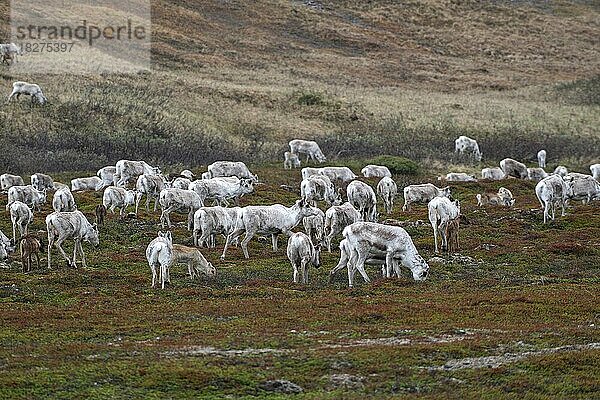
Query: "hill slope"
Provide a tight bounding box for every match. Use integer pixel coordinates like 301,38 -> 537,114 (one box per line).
152,0 -> 600,89
0,0 -> 598,173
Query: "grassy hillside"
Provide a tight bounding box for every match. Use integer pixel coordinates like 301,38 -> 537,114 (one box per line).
0,2 -> 599,397
0,0 -> 598,173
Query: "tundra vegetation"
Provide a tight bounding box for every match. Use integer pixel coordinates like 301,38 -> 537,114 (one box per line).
0,0 -> 599,398
0,165 -> 598,398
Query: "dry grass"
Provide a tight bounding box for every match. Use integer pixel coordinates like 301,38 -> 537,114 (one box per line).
0,0 -> 598,173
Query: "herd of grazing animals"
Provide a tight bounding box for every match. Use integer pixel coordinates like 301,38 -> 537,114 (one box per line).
0,134 -> 599,289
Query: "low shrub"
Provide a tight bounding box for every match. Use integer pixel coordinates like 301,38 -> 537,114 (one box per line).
367,155 -> 419,175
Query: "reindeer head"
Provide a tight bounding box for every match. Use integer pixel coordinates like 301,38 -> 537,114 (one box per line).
85,223 -> 100,247
201,261 -> 216,278
295,199 -> 321,218
410,254 -> 429,281
158,231 -> 172,245
235,179 -> 253,195
441,187 -> 452,199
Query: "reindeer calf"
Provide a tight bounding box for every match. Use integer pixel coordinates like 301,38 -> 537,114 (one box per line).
95,204 -> 107,225
19,234 -> 42,273
445,217 -> 460,253
476,187 -> 515,207
172,244 -> 216,280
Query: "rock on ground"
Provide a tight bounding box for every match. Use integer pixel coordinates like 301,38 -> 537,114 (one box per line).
260,379 -> 303,394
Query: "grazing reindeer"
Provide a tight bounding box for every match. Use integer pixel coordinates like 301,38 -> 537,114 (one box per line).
445,217 -> 460,253
19,233 -> 42,273
95,204 -> 107,225
146,231 -> 173,289
171,244 -> 216,280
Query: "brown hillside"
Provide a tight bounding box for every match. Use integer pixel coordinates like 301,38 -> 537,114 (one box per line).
151,0 -> 600,90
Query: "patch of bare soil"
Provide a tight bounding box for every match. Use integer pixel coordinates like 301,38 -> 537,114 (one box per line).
428,342 -> 600,371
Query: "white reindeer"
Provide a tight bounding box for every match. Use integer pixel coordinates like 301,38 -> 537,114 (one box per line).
8,185 -> 47,212
193,206 -> 241,248
103,186 -> 136,218
303,207 -> 325,247
347,180 -> 377,222
287,232 -> 321,284
428,197 -> 460,253
135,174 -> 167,214
8,81 -> 47,105
114,160 -> 161,188
52,187 -> 76,212
46,210 -> 99,268
289,139 -> 326,163
221,200 -> 320,259
537,150 -> 547,168
146,231 -> 173,289
376,176 -> 397,214
341,222 -> 429,284
7,201 -> 33,243
323,202 -> 362,252
402,184 -> 450,212
455,136 -> 482,162
536,175 -> 571,224
96,166 -> 117,190
159,188 -> 203,230
284,151 -> 301,169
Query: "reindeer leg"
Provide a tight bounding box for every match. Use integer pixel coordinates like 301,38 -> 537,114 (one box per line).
151,264 -> 157,288
291,262 -> 299,283
54,238 -> 72,268
161,206 -> 175,228
21,247 -> 26,273
72,240 -> 79,268
240,230 -> 254,259
440,222 -> 448,252
187,209 -> 194,231
193,229 -> 199,247
47,237 -> 54,269
77,240 -> 87,268
188,262 -> 194,279
27,253 -> 33,273
221,227 -> 244,260
134,192 -> 141,215
300,258 -> 306,284
354,244 -> 371,284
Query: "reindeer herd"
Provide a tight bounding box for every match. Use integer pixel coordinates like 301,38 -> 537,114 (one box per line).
0,137 -> 599,289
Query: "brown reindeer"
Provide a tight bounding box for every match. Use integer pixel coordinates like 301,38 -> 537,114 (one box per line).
95,204 -> 107,225
445,217 -> 460,253
19,233 -> 42,273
